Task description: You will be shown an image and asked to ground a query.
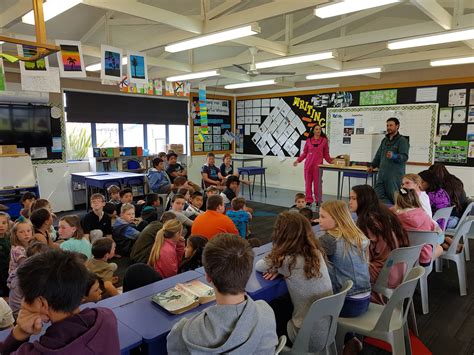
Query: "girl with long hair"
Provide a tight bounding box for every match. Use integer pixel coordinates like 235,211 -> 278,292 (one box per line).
402,173 -> 432,218
179,235 -> 207,272
418,170 -> 451,216
256,212 -> 332,351
148,220 -> 185,278
349,185 -> 409,287
293,124 -> 333,206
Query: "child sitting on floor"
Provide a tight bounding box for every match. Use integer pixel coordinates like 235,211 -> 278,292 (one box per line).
107,185 -> 121,205
179,235 -> 208,272
8,218 -> 34,286
170,194 -> 194,231
0,249 -> 119,353
167,234 -> 278,354
221,176 -> 240,208
185,191 -> 204,219
289,193 -> 307,212
113,203 -> 140,256
226,197 -> 252,239
59,215 -> 92,259
0,212 -> 12,298
202,186 -> 220,212
86,238 -> 119,297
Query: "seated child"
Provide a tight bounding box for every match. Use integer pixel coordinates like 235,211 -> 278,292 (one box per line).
82,272 -> 103,304
103,202 -> 117,226
30,199 -> 58,242
0,249 -> 119,353
9,242 -> 51,318
82,193 -> 113,241
59,215 -> 92,259
185,191 -> 204,219
142,193 -> 163,221
8,219 -> 34,284
147,157 -> 172,194
226,197 -> 252,239
147,220 -> 185,278
86,238 -> 119,297
299,207 -> 320,236
177,187 -> 192,211
201,186 -> 220,212
289,193 -> 306,212
166,176 -> 188,210
221,176 -> 240,208
166,152 -> 188,183
0,298 -> 13,330
179,235 -> 207,272
169,194 -> 194,230
167,234 -> 278,354
113,203 -> 140,257
115,188 -> 145,216
107,185 -> 121,205
19,192 -> 36,218
201,152 -> 225,190
0,212 -> 11,298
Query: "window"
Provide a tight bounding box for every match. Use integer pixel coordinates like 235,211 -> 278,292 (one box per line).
147,124 -> 166,154
65,122 -> 92,160
96,123 -> 119,147
123,124 -> 144,147
168,125 -> 188,154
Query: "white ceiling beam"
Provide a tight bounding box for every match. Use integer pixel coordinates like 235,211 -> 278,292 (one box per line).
290,3 -> 400,45
268,14 -> 314,41
342,43 -> 387,61
232,37 -> 288,56
318,59 -> 342,70
80,15 -> 107,43
82,0 -> 203,33
0,0 -> 31,28
204,0 -> 326,33
411,0 -> 453,29
107,18 -> 160,26
207,0 -> 242,20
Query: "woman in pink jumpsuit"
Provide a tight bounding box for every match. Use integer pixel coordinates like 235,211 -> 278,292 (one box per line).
293,125 -> 333,205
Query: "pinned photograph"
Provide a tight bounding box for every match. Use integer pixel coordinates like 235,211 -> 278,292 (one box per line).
56,40 -> 86,78
127,50 -> 148,85
101,45 -> 123,81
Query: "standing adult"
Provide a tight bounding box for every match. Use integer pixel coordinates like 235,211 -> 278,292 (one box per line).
293,125 -> 333,206
368,118 -> 409,204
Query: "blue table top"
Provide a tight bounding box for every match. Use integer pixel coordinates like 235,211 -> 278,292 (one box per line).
71,172 -> 109,177
253,242 -> 272,255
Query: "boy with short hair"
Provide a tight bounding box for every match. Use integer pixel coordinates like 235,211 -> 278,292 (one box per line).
166,152 -> 187,183
107,185 -> 121,204
202,186 -> 220,212
167,234 -> 278,354
141,193 -> 163,222
112,203 -> 140,256
147,157 -> 172,194
86,238 -> 119,297
82,193 -> 113,240
185,191 -> 204,218
226,197 -> 252,239
221,175 -> 240,207
289,193 -> 307,212
170,194 -> 194,229
201,153 -> 224,190
1,250 -> 119,353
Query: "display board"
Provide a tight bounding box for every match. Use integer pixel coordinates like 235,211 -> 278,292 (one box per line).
0,155 -> 36,188
327,104 -> 438,164
239,79 -> 474,167
190,94 -> 233,156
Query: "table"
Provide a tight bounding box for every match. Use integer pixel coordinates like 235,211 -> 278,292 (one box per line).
238,166 -> 267,199
253,242 -> 272,256
317,164 -> 378,203
232,155 -> 264,168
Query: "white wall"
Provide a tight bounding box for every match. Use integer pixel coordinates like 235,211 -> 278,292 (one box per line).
186,155 -> 474,198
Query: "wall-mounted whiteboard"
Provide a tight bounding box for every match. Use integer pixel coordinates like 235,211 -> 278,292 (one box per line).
327,103 -> 438,164
0,155 -> 36,189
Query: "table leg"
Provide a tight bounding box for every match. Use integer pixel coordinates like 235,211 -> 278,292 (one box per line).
263,171 -> 267,197
252,175 -> 256,198
336,171 -> 341,200
260,158 -> 263,168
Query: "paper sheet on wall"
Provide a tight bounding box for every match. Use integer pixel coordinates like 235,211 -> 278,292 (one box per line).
277,149 -> 286,161
289,131 -> 300,145
439,107 -> 452,123
262,98 -> 270,107
251,125 -> 259,133
245,125 -> 251,135
237,109 -> 244,117
288,145 -> 299,157
271,98 -> 280,106
468,106 -> 474,123
296,119 -> 307,135
470,89 -> 474,105
265,133 -> 276,148
261,107 -> 270,115
252,133 -> 261,144
237,117 -> 244,124
237,101 -> 244,108
416,87 -> 437,102
252,99 -> 261,108
469,142 -> 474,158
252,107 -> 260,115
453,107 -> 466,123
30,147 -> 48,159
245,100 -> 252,108
21,67 -> 60,93
245,108 -> 252,116
439,124 -> 451,136
271,144 -> 282,155
252,116 -> 261,124
245,116 -> 252,124
448,89 -> 467,106
467,124 -> 474,141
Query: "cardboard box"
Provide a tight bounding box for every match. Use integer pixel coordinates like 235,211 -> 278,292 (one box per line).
167,144 -> 184,154
0,145 -> 18,155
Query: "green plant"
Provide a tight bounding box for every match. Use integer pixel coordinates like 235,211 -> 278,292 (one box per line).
66,127 -> 91,160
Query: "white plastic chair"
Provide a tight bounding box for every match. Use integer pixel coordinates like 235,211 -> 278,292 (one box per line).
407,231 -> 440,314
444,202 -> 473,261
436,218 -> 473,296
275,336 -> 287,355
432,205 -> 454,231
280,280 -> 353,355
336,266 -> 425,355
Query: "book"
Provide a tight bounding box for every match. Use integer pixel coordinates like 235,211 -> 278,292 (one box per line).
151,280 -> 215,315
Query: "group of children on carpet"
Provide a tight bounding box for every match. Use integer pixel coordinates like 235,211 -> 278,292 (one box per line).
0,159 -> 470,354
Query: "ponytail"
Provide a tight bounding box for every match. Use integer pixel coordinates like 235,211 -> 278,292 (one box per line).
147,220 -> 183,266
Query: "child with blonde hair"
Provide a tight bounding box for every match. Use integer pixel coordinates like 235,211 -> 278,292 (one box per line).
0,212 -> 12,297
402,173 -> 432,218
148,220 -> 185,278
256,212 -> 332,351
8,218 -> 34,279
59,215 -> 92,259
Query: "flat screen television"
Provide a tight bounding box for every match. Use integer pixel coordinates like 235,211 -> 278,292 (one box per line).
0,104 -> 52,147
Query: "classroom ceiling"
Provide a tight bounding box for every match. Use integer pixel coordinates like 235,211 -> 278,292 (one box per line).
1,0 -> 474,93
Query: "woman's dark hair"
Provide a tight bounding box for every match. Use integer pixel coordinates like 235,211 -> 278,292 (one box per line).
30,208 -> 51,229
308,124 -> 327,139
123,263 -> 162,292
418,170 -> 442,192
352,185 -> 409,249
429,163 -> 465,212
85,272 -> 100,295
179,236 -> 208,272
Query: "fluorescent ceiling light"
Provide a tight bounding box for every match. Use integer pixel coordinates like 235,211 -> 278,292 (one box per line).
306,67 -> 382,80
225,79 -> 276,89
430,56 -> 474,67
167,70 -> 220,82
165,23 -> 260,53
388,28 -> 474,50
22,0 -> 83,25
314,0 -> 400,19
86,57 -> 128,72
256,51 -> 335,69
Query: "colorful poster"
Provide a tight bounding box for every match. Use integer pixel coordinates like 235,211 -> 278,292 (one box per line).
469,142 -> 474,158
359,89 -> 397,105
198,83 -> 208,135
101,45 -> 122,82
127,50 -> 148,85
468,106 -> 474,123
0,59 -> 6,91
435,140 -> 468,164
55,40 -> 86,78
165,81 -> 190,97
153,79 -> 163,95
18,45 -> 49,77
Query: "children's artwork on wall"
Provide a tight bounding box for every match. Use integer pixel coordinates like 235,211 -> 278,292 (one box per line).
17,45 -> 50,77
165,81 -> 190,97
101,45 -> 122,82
55,40 -> 86,78
0,59 -> 6,91
127,50 -> 148,85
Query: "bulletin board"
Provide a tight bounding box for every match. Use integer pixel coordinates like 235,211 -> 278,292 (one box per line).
327,104 -> 438,164
190,93 -> 234,156
238,78 -> 474,166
